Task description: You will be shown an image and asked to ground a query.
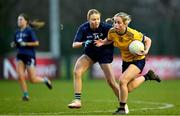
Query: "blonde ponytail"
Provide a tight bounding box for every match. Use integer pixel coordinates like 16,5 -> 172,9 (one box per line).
105,18 -> 114,23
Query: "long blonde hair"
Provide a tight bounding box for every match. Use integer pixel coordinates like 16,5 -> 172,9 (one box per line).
106,12 -> 132,25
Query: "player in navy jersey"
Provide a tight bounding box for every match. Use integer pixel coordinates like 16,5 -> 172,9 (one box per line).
68,9 -> 119,108
10,13 -> 52,101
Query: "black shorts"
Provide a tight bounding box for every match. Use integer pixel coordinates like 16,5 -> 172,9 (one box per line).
85,51 -> 113,64
122,59 -> 145,73
16,54 -> 36,67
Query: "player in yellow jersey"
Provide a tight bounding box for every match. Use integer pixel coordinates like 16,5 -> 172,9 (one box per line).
95,12 -> 161,115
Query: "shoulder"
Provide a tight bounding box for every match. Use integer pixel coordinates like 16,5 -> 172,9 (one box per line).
78,22 -> 89,31
127,27 -> 143,40
25,26 -> 35,33
108,28 -> 116,34
127,27 -> 141,35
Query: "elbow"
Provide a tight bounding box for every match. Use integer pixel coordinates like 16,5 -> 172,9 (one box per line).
148,37 -> 152,45
145,36 -> 152,44
72,43 -> 75,48
148,37 -> 152,43
72,42 -> 82,48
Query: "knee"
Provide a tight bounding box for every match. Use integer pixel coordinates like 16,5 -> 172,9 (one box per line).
128,86 -> 133,93
107,78 -> 116,87
18,74 -> 25,81
119,78 -> 128,86
73,68 -> 82,78
29,77 -> 36,83
127,83 -> 134,93
107,79 -> 114,87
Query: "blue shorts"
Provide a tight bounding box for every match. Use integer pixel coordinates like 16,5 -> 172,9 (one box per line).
122,59 -> 145,73
85,51 -> 113,64
16,54 -> 36,67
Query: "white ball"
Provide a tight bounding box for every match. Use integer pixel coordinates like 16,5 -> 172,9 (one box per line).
129,40 -> 144,55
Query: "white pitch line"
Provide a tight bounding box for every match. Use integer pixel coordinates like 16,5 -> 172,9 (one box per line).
130,100 -> 174,111
6,100 -> 174,115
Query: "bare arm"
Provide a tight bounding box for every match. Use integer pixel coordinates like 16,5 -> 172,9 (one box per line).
10,41 -> 39,47
18,41 -> 39,47
144,36 -> 152,54
94,38 -> 113,47
103,38 -> 113,45
26,41 -> 39,46
72,42 -> 83,48
138,36 -> 152,55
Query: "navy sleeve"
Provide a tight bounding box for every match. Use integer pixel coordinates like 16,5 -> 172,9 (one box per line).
29,29 -> 38,42
74,26 -> 84,42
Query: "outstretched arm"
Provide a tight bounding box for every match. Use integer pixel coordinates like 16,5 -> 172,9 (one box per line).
10,41 -> 39,47
19,41 -> 39,47
94,38 -> 113,47
72,42 -> 83,48
26,41 -> 39,46
72,40 -> 93,48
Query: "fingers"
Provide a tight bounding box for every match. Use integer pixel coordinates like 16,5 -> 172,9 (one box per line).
136,50 -> 148,56
94,39 -> 103,47
93,40 -> 98,45
83,39 -> 103,48
19,42 -> 26,46
10,42 -> 16,48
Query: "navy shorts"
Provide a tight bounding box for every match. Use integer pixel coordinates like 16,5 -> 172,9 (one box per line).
122,59 -> 145,73
85,51 -> 113,64
16,54 -> 36,67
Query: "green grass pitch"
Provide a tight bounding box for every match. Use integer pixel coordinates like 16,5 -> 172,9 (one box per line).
0,79 -> 180,115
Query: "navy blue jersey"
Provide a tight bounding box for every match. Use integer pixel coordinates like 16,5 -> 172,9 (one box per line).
74,22 -> 114,55
14,26 -> 38,57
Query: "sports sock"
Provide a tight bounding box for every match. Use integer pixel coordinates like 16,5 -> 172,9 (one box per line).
23,92 -> 29,97
75,93 -> 81,100
144,73 -> 149,81
43,77 -> 48,83
120,102 -> 126,109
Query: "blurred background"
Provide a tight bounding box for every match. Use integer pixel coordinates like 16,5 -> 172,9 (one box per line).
0,0 -> 180,80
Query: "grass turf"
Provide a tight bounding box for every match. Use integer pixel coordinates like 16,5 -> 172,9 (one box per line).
0,79 -> 179,115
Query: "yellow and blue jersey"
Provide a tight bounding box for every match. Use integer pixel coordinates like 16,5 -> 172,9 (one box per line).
108,27 -> 145,62
14,26 -> 38,58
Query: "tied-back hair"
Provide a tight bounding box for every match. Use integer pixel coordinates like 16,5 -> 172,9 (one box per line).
87,9 -> 101,20
19,13 -> 45,29
105,18 -> 114,25
106,12 -> 132,25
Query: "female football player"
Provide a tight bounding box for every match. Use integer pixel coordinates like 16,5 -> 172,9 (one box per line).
10,13 -> 52,101
68,9 -> 120,108
95,12 -> 161,114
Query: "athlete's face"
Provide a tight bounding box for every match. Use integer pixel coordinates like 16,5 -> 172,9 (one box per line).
17,16 -> 27,28
113,16 -> 127,33
88,13 -> 100,29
